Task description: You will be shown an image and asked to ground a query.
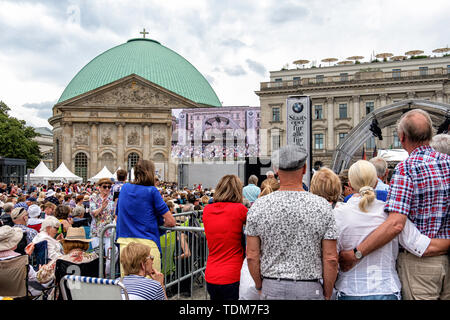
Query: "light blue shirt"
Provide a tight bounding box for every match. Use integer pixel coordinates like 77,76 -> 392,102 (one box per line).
242,184 -> 261,202
375,178 -> 389,192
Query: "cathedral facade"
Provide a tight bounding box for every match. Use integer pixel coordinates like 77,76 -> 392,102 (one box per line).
49,37 -> 221,182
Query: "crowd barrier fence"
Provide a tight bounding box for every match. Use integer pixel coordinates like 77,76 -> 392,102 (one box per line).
97,211 -> 208,300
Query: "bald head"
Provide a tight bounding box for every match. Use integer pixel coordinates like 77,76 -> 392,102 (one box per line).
397,109 -> 433,143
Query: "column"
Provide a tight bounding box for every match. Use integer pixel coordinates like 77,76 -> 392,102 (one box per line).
380,94 -> 387,108
326,97 -> 335,151
62,122 -> 72,168
352,95 -> 360,127
143,124 -> 150,160
116,122 -> 125,170
436,90 -> 444,103
89,122 -> 98,178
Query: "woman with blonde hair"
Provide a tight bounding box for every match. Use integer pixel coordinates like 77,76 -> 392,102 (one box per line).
120,242 -> 166,300
310,167 -> 342,208
333,160 -> 440,300
203,175 -> 248,300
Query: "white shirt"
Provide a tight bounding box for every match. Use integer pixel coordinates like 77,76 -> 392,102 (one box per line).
375,178 -> 389,192
333,196 -> 430,296
32,231 -> 64,261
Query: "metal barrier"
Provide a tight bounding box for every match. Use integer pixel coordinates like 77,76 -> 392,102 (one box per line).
97,211 -> 209,299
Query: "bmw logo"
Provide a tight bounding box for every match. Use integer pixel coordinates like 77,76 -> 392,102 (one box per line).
292,102 -> 304,113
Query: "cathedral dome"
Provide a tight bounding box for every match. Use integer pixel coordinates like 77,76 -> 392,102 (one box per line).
57,38 -> 221,107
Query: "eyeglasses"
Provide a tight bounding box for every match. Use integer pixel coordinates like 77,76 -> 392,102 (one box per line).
101,185 -> 112,189
146,255 -> 154,261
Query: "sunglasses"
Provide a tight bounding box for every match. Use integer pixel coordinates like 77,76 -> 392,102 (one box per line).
101,185 -> 112,189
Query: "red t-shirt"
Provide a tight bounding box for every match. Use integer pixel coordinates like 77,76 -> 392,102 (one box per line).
203,202 -> 247,285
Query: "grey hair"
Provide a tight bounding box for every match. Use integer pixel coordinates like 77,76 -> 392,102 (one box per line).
3,202 -> 14,214
397,109 -> 433,143
430,134 -> 450,155
266,170 -> 275,177
40,216 -> 61,232
248,175 -> 258,185
369,157 -> 387,178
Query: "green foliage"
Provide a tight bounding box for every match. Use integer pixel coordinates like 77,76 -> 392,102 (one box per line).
0,101 -> 42,168
409,55 -> 429,60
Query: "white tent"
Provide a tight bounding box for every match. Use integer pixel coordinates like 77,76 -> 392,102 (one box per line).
89,166 -> 113,183
28,161 -> 55,184
378,149 -> 408,162
52,162 -> 83,182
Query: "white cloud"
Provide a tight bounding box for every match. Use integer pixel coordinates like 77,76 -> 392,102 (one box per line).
0,0 -> 449,129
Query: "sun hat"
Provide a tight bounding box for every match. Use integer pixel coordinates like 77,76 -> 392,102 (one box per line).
0,226 -> 24,251
27,204 -> 41,218
83,195 -> 90,201
62,227 -> 92,243
271,145 -> 308,171
97,178 -> 113,186
46,190 -> 56,198
10,207 -> 28,220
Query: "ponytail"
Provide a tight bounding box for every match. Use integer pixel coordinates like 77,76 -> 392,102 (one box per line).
358,186 -> 375,212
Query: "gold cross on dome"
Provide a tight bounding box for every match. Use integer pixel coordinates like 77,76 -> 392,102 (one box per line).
140,28 -> 149,38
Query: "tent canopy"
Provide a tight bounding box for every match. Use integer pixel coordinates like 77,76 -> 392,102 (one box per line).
28,161 -> 55,184
52,162 -> 83,182
378,149 -> 408,162
89,166 -> 113,183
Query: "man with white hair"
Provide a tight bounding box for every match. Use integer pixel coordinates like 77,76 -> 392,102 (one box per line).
369,157 -> 389,192
339,109 -> 450,300
430,133 -> 450,155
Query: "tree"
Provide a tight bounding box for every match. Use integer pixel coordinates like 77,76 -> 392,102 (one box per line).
0,101 -> 42,168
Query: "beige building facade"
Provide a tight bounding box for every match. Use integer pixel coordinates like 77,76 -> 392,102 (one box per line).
256,56 -> 450,167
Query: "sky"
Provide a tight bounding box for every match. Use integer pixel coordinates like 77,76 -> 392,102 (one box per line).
0,0 -> 449,129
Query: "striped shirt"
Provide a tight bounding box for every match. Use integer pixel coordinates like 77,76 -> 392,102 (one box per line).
121,275 -> 166,300
384,145 -> 450,239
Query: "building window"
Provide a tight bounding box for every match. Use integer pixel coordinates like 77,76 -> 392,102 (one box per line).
127,152 -> 140,171
274,78 -> 282,82
392,69 -> 401,78
366,136 -> 375,149
339,132 -> 347,145
340,73 -> 348,82
314,133 -> 324,150
339,103 -> 348,119
366,101 -> 374,115
393,131 -> 401,148
293,76 -> 301,81
271,133 -> 281,151
272,107 -> 281,122
447,65 -> 450,74
316,75 -> 324,83
74,152 -> 88,182
419,66 -> 428,76
314,105 -> 323,120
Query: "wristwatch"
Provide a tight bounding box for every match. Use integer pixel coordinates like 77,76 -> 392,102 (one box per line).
353,248 -> 363,260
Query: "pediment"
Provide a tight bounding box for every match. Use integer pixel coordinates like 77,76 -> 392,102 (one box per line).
59,74 -> 199,109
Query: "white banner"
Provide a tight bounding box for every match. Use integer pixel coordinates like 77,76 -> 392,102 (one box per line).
286,95 -> 312,186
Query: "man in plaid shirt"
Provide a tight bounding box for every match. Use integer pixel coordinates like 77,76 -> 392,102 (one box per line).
340,109 -> 450,300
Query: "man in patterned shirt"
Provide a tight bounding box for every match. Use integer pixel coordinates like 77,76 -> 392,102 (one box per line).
246,145 -> 338,300
339,109 -> 450,300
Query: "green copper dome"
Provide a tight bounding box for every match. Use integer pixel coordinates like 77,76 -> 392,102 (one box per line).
57,38 -> 221,107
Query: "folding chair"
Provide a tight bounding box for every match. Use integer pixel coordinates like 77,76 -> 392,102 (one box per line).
52,258 -> 100,300
0,255 -> 28,299
59,275 -> 129,300
30,240 -> 48,271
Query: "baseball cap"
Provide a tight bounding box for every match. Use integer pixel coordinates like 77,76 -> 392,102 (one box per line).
271,145 -> 308,171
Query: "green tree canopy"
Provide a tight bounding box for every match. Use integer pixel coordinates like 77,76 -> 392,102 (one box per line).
0,101 -> 42,168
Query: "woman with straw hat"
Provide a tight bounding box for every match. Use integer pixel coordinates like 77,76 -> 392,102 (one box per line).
36,227 -> 97,285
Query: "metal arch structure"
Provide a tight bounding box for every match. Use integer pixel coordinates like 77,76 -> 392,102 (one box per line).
331,99 -> 450,173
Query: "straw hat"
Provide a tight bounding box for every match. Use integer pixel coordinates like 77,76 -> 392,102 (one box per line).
62,227 -> 92,243
83,195 -> 90,201
97,178 -> 113,186
0,226 -> 24,251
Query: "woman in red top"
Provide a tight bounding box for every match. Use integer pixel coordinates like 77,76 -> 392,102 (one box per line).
203,174 -> 248,300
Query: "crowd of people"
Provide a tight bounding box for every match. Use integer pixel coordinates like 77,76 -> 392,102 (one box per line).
0,109 -> 449,301
171,143 -> 259,160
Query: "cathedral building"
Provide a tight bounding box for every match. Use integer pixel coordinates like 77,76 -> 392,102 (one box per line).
49,36 -> 221,182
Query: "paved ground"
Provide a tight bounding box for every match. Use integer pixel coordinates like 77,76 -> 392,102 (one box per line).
167,281 -> 210,300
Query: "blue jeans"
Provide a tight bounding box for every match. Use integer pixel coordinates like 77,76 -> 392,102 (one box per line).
336,291 -> 401,300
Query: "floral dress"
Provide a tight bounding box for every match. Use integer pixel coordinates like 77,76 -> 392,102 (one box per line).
36,249 -> 98,284
89,193 -> 115,238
